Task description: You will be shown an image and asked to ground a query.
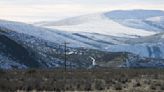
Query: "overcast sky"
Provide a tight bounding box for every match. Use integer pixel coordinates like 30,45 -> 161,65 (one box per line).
0,0 -> 164,22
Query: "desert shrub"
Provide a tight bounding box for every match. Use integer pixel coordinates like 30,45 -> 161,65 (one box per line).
154,82 -> 161,86
0,69 -> 5,76
114,84 -> 122,90
0,68 -> 164,91
0,79 -> 19,91
160,85 -> 164,90
0,79 -> 8,91
54,81 -> 65,91
76,83 -> 81,90
26,69 -> 37,74
133,82 -> 141,87
153,74 -> 159,79
150,85 -> 156,90
143,79 -> 151,85
84,83 -> 92,91
64,80 -> 75,91
74,79 -> 93,91
118,77 -> 128,84
94,79 -> 106,90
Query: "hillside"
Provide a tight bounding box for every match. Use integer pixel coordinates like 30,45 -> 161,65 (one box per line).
1,19 -> 164,69
34,10 -> 164,59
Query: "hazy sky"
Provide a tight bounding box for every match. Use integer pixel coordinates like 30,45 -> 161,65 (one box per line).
0,0 -> 164,22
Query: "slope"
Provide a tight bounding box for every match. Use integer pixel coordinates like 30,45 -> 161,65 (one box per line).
35,13 -> 155,38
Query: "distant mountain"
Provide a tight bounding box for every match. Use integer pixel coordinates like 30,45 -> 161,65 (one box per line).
35,12 -> 155,37
34,10 -> 164,59
36,10 -> 164,32
0,31 -> 39,69
104,10 -> 164,32
2,22 -> 163,69
1,26 -> 164,69
1,10 -> 164,69
105,10 -> 164,19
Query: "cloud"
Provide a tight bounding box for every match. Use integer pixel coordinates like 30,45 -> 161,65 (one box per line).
0,0 -> 163,22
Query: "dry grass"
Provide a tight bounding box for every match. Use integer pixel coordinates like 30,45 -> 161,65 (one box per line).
0,68 -> 164,92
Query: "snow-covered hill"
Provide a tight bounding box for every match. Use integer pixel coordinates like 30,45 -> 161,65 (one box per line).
35,13 -> 155,38
1,10 -> 164,69
34,10 -> 164,59
105,10 -> 164,20
1,26 -> 164,69
36,10 -> 164,33
104,10 -> 164,32
0,33 -> 38,69
3,22 -> 162,69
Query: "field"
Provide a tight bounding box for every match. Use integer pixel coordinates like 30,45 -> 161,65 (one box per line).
0,68 -> 164,92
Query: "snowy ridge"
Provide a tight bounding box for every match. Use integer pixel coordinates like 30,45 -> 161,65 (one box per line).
1,10 -> 164,69
105,10 -> 164,19
147,16 -> 164,23
0,20 -> 95,48
34,10 -> 164,59
36,13 -> 155,38
105,10 -> 164,32
0,53 -> 27,69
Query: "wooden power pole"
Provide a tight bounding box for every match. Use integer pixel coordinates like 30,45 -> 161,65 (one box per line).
62,41 -> 70,91
63,41 -> 70,72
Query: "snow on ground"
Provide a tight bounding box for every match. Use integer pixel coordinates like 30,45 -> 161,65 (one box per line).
0,20 -> 94,48
105,43 -> 164,59
0,10 -> 164,60
146,16 -> 164,23
0,53 -> 27,69
38,13 -> 155,38
89,56 -> 96,66
114,19 -> 162,32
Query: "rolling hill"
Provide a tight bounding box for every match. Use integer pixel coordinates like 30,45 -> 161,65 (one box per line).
1,10 -> 164,69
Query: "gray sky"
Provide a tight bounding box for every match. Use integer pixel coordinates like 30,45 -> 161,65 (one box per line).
0,0 -> 164,22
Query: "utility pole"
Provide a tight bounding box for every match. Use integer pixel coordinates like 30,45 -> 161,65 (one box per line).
63,41 -> 70,72
62,41 -> 70,91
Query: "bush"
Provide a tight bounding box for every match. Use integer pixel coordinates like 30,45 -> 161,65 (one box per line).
26,69 -> 37,74
133,82 -> 141,87
94,79 -> 106,90
0,69 -> 5,75
114,84 -> 122,90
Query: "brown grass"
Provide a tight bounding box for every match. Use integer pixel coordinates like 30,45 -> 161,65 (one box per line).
0,68 -> 164,92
